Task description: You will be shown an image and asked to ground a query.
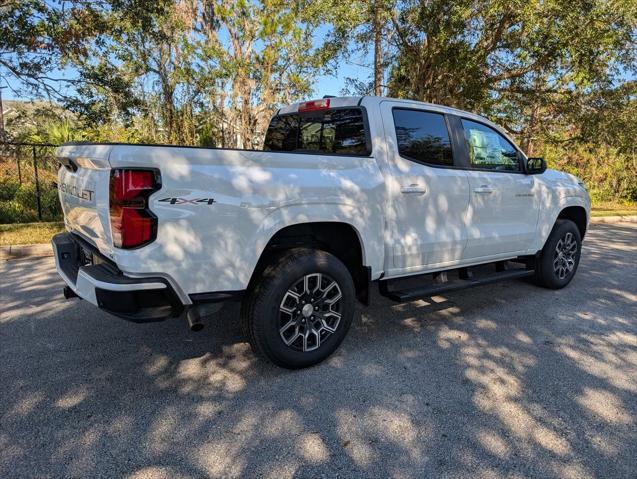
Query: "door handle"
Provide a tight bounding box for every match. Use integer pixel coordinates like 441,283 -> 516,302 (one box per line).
473,185 -> 494,194
400,184 -> 427,195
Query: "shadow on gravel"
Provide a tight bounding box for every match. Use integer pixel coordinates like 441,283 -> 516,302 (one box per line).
0,224 -> 635,478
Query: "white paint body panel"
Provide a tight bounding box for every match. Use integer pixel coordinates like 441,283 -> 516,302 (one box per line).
463,170 -> 538,259
56,96 -> 590,298
378,100 -> 471,276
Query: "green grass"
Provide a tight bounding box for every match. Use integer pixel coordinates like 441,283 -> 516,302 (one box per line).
590,201 -> 637,217
0,222 -> 65,246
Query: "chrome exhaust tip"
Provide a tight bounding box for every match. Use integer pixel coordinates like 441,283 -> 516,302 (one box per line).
186,307 -> 204,332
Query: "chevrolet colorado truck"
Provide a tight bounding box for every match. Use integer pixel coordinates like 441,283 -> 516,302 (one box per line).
53,96 -> 590,368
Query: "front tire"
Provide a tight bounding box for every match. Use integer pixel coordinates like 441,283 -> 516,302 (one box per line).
535,219 -> 582,289
241,248 -> 356,369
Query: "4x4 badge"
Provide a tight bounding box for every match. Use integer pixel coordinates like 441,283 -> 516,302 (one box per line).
158,197 -> 216,205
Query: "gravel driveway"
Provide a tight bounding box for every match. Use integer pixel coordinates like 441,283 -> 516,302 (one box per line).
1,223 -> 636,479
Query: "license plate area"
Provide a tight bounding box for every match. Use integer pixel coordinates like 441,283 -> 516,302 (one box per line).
79,245 -> 94,266
71,233 -> 118,273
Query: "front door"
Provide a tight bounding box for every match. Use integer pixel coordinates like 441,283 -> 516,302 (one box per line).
380,101 -> 471,277
458,118 -> 539,259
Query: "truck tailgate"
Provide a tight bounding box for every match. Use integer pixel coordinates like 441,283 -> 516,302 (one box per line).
56,144 -> 114,255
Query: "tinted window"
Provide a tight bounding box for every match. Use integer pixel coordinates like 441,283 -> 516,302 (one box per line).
392,109 -> 453,166
461,119 -> 520,171
263,114 -> 298,151
263,108 -> 369,155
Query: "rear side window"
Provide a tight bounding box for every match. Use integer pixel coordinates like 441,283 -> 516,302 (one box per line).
392,109 -> 453,166
263,108 -> 370,155
461,119 -> 520,171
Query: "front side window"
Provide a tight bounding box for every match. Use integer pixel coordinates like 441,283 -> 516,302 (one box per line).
461,119 -> 520,171
263,108 -> 369,155
392,109 -> 453,166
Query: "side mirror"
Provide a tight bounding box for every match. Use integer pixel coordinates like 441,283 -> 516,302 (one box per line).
526,157 -> 547,174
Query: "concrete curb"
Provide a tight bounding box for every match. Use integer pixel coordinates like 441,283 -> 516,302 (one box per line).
1,243 -> 53,261
1,215 -> 635,260
590,215 -> 637,224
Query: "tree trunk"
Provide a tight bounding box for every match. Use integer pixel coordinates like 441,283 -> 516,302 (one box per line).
373,1 -> 382,96
0,87 -> 5,140
521,73 -> 544,155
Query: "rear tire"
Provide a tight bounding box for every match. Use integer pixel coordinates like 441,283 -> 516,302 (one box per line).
241,248 -> 355,369
535,219 -> 582,289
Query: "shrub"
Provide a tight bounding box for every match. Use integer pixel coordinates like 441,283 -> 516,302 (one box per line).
543,143 -> 637,202
14,183 -> 62,222
0,200 -> 38,224
0,182 -> 62,223
13,183 -> 37,208
40,184 -> 63,221
0,180 -> 20,201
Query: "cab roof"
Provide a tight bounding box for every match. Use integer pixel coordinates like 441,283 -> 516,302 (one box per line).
277,95 -> 512,143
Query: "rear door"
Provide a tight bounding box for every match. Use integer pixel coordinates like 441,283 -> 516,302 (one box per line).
380,101 -> 471,277
455,118 -> 539,259
56,144 -> 114,254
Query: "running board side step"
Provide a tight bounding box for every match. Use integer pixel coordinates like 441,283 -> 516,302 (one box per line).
378,268 -> 535,302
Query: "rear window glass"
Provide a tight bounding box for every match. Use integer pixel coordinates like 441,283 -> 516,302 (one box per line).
392,109 -> 453,166
264,108 -> 369,155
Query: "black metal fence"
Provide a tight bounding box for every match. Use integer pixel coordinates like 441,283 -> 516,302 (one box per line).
0,142 -> 61,223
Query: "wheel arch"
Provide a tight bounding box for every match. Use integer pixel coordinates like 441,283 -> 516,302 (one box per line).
557,205 -> 588,239
248,221 -> 371,305
534,195 -> 589,252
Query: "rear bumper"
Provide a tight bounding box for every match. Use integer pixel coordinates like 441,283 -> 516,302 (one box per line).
52,233 -> 184,322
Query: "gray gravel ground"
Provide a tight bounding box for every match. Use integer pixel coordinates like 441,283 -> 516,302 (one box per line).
1,223 -> 636,479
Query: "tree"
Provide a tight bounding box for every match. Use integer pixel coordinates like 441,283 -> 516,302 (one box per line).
373,0 -> 383,96
195,0 -> 340,148
387,0 -> 636,150
60,1 -> 194,143
324,0 -> 394,96
56,0 -> 341,147
0,0 -> 104,100
383,0 -> 636,201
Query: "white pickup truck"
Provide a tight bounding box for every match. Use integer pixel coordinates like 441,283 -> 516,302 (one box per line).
53,96 -> 590,368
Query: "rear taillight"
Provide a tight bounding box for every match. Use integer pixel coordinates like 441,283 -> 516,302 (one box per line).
109,169 -> 160,249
